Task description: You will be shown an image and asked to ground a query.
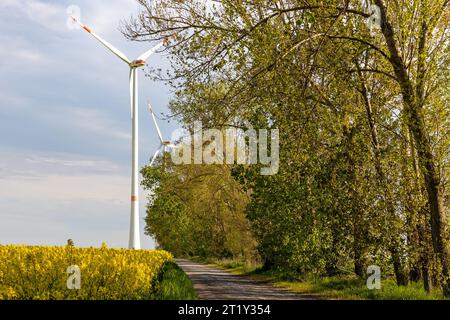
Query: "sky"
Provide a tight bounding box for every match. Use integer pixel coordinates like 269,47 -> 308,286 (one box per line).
0,0 -> 179,249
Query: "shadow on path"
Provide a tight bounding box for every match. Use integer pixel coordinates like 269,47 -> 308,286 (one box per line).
175,259 -> 319,300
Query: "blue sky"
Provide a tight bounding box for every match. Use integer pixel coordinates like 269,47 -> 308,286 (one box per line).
0,0 -> 179,248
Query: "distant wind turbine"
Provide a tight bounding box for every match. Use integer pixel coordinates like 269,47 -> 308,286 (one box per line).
147,102 -> 177,166
72,16 -> 170,249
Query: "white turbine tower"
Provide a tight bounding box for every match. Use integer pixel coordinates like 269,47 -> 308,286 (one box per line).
72,16 -> 169,249
147,103 -> 177,166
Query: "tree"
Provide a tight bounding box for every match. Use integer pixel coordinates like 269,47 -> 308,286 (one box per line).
141,157 -> 258,262
126,0 -> 449,294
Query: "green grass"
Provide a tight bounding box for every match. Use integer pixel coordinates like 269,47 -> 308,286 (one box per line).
203,258 -> 449,300
190,256 -> 259,274
152,262 -> 197,300
274,275 -> 448,300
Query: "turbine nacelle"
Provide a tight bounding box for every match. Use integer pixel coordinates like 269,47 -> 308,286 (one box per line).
130,60 -> 146,68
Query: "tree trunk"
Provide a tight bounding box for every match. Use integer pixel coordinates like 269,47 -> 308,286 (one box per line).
374,0 -> 450,295
390,244 -> 410,286
422,262 -> 432,293
418,210 -> 433,292
341,124 -> 368,278
410,128 -> 433,292
410,264 -> 422,283
357,64 -> 409,286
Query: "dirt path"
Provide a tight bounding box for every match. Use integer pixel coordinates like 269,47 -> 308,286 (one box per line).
175,259 -> 318,300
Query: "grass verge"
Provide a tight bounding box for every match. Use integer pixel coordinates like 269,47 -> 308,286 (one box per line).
196,258 -> 448,300
153,262 -> 197,300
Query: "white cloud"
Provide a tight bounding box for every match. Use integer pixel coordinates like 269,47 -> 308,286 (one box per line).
0,149 -> 125,178
87,0 -> 140,35
0,174 -> 128,202
25,155 -> 121,170
0,0 -> 139,34
66,107 -> 131,140
0,99 -> 131,142
0,0 -> 66,31
2,47 -> 42,62
0,35 -> 47,68
24,0 -> 63,30
0,148 -> 155,248
0,0 -> 23,9
0,91 -> 31,112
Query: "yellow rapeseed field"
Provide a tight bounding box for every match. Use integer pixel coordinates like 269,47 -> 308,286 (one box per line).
0,244 -> 172,300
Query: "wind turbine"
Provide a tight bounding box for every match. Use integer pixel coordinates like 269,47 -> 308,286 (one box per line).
72,16 -> 169,249
147,102 -> 177,166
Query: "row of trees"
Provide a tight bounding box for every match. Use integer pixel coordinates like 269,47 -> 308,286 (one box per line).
128,0 -> 449,295
141,160 -> 257,261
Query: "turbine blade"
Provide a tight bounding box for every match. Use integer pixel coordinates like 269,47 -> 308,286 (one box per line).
147,102 -> 164,144
150,146 -> 162,166
72,16 -> 131,64
136,40 -> 165,62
